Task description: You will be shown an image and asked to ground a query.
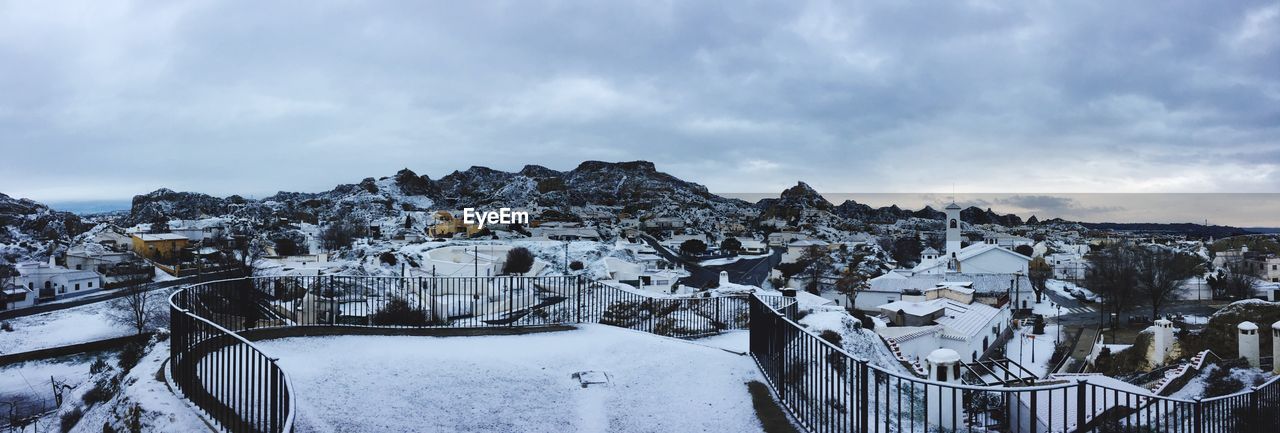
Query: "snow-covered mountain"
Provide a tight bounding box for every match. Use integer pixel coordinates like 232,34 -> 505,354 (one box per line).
0,192 -> 88,262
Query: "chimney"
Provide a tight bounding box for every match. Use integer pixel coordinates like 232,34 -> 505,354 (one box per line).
1273,322 -> 1280,375
926,349 -> 963,430
1239,321 -> 1260,368
1151,318 -> 1174,366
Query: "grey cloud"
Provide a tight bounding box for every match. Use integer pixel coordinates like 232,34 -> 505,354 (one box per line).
0,0 -> 1277,206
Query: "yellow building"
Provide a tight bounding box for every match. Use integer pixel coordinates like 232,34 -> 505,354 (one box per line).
428,211 -> 482,238
131,233 -> 190,261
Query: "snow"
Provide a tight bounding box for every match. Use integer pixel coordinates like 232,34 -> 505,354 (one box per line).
256,325 -> 767,433
70,338 -> 211,433
1046,279 -> 1096,302
0,301 -> 134,355
690,330 -> 749,353
1006,325 -> 1060,378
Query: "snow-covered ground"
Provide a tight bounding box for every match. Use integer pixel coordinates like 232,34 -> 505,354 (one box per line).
256,325 -> 768,433
0,301 -> 134,355
1046,279 -> 1096,302
1006,325 -> 1060,378
0,351 -> 116,428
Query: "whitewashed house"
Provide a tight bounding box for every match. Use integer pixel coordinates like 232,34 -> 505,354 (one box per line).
16,261 -> 103,300
875,285 -> 1012,364
913,203 -> 1031,275
859,272 -> 1036,312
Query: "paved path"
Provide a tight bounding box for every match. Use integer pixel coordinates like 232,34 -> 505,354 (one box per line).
0,268 -> 246,321
638,234 -> 780,288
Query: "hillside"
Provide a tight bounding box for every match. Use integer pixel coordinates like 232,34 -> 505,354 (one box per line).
0,193 -> 88,262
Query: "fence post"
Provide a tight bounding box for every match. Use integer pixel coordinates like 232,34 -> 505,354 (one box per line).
576,276 -> 583,324
1194,397 -> 1203,433
1250,385 -> 1260,429
1075,379 -> 1086,432
858,360 -> 869,433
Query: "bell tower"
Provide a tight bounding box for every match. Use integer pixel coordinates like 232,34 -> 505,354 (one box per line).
945,202 -> 962,258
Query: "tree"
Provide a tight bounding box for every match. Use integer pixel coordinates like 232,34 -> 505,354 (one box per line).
1134,247 -> 1198,319
834,268 -> 867,309
889,236 -> 922,266
1209,261 -> 1257,300
274,238 -> 300,256
149,216 -> 170,234
107,285 -> 160,335
1015,244 -> 1035,257
800,245 -> 834,294
679,239 -> 708,256
503,247 -> 535,275
720,238 -> 742,255
1028,256 -> 1052,302
1086,243 -> 1138,327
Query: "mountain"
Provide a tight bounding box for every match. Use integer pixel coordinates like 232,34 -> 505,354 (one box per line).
0,193 -> 88,262
118,161 -> 753,234
1078,222 -> 1249,239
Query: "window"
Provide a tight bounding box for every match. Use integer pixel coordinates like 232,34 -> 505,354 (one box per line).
937,365 -> 948,381
949,219 -> 958,229
88,281 -> 93,288
75,283 -> 80,291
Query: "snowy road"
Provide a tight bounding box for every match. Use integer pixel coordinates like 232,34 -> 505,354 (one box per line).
257,325 -> 768,433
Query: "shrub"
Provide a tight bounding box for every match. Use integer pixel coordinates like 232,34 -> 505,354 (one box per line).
679,239 -> 708,255
61,406 -> 83,433
379,252 -> 397,266
1032,315 -> 1046,335
82,377 -> 119,406
371,298 -> 428,326
569,260 -> 584,271
1,321 -> 12,332
818,330 -> 843,346
118,342 -> 145,372
503,247 -> 535,275
90,358 -> 109,374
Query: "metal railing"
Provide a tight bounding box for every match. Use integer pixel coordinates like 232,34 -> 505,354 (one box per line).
748,295 -> 1280,433
168,275 -> 764,432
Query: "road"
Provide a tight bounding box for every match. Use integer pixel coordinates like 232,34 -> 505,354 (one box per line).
0,268 -> 246,321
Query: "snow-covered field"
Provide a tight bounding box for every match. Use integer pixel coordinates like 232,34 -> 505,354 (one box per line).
257,325 -> 768,433
0,301 -> 134,355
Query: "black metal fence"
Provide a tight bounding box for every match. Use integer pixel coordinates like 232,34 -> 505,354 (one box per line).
168,275 -> 777,433
748,295 -> 1280,433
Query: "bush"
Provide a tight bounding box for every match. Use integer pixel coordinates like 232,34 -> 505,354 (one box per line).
679,239 -> 708,255
61,406 -> 83,433
90,358 -> 109,374
569,260 -> 584,271
117,342 -> 145,372
503,247 -> 535,275
818,330 -> 843,346
1,321 -> 12,332
1032,314 -> 1046,335
82,377 -> 119,406
371,298 -> 429,326
379,252 -> 397,266
849,309 -> 876,330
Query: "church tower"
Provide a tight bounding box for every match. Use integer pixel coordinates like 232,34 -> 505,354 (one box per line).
945,202 -> 962,258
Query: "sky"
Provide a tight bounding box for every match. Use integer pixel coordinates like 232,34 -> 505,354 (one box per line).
1,1 -> 1278,223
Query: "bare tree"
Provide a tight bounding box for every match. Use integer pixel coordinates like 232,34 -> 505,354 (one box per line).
1135,247 -> 1200,319
107,285 -> 161,335
800,245 -> 833,294
1086,243 -> 1138,326
834,268 -> 867,309
1028,256 -> 1052,303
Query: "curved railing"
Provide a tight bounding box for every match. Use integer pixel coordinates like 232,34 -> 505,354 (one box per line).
168,275 -> 777,433
169,286 -> 295,433
747,295 -> 1280,433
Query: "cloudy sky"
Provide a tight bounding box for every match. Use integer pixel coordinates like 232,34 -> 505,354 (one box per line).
1,1 -> 1278,221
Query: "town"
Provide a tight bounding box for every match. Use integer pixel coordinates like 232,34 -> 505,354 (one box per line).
2,162 -> 1279,433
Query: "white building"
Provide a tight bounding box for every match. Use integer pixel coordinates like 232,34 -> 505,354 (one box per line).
875,285 -> 1012,364
767,232 -> 809,248
16,261 -> 104,300
737,239 -> 768,255
602,257 -> 685,293
913,203 -> 1030,275
1046,252 -> 1088,281
859,272 -> 1036,311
